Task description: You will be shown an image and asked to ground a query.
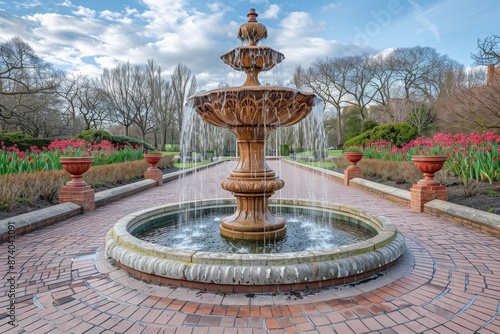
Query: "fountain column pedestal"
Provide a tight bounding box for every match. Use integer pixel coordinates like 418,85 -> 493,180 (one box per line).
220,126 -> 286,240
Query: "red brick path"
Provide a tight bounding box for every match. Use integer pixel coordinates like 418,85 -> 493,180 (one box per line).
2,161 -> 500,333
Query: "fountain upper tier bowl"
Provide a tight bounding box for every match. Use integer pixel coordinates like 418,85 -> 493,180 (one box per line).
190,86 -> 316,129
221,46 -> 285,72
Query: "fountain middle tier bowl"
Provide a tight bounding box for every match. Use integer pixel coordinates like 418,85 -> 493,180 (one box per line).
104,199 -> 405,293
190,86 -> 317,128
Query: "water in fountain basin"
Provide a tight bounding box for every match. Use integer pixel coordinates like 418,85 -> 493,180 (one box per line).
133,206 -> 374,254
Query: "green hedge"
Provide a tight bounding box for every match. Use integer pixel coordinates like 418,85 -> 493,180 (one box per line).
344,122 -> 418,148
0,131 -> 53,151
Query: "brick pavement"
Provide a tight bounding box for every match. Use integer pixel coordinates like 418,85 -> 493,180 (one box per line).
1,161 -> 500,333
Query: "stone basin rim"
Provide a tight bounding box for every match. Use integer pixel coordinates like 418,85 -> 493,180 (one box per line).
104,198 -> 405,289
105,198 -> 401,263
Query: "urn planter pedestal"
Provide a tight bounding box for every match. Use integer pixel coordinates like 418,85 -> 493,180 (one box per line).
343,152 -> 364,185
144,154 -> 163,185
59,157 -> 95,212
410,156 -> 447,212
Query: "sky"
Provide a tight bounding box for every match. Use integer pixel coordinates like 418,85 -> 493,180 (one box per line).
0,0 -> 497,90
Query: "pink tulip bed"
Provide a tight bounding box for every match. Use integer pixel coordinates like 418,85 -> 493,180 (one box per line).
361,132 -> 500,185
0,139 -> 144,175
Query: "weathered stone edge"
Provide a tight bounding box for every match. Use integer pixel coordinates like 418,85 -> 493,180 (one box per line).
104,199 -> 404,286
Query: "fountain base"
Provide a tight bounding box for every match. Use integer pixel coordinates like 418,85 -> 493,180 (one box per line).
104,199 -> 405,293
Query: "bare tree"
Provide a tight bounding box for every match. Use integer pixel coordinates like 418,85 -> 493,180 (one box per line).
0,37 -> 62,120
294,57 -> 353,146
389,46 -> 438,102
438,82 -> 500,132
100,62 -> 138,136
130,65 -> 155,141
343,54 -> 384,120
146,59 -> 177,149
367,53 -> 396,122
171,63 -> 197,139
471,35 -> 500,66
2,92 -> 70,137
77,77 -> 110,130
57,73 -> 84,136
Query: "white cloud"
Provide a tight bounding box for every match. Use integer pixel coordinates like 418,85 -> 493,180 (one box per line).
322,2 -> 341,11
14,0 -> 43,9
60,0 -> 72,7
266,11 -> 372,83
99,10 -> 122,21
72,6 -> 96,18
207,2 -> 223,12
260,4 -> 280,19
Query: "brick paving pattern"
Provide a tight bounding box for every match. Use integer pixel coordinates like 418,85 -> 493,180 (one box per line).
1,161 -> 500,333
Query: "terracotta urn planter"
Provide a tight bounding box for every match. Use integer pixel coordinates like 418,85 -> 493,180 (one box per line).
412,156 -> 447,185
143,153 -> 162,171
343,151 -> 364,185
344,151 -> 364,167
143,153 -> 163,185
59,157 -> 94,186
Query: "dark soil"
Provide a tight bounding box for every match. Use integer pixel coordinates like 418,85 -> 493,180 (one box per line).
362,175 -> 500,214
1,165 -> 498,220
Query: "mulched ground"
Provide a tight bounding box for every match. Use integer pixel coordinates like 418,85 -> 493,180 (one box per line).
363,175 -> 500,214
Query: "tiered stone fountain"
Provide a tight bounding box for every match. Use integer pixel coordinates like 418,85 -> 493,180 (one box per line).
190,9 -> 315,240
104,9 -> 405,292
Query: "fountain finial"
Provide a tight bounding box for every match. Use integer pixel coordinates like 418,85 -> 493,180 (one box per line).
238,8 -> 267,46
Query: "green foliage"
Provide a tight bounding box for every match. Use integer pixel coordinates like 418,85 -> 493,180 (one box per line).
327,149 -> 343,156
280,144 -> 290,156
343,108 -> 362,142
485,189 -> 500,197
0,131 -> 53,150
164,144 -> 180,152
344,122 -> 419,148
361,120 -> 378,133
111,135 -> 155,150
76,129 -> 113,143
344,146 -> 363,152
292,160 -> 337,168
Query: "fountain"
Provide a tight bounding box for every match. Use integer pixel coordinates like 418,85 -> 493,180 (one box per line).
190,8 -> 316,240
104,9 -> 405,292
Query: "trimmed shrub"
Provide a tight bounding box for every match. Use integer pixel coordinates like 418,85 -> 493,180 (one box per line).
344,122 -> 418,148
76,129 -> 113,143
361,120 -> 378,133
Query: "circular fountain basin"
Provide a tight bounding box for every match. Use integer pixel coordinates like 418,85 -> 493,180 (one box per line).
104,199 -> 405,292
